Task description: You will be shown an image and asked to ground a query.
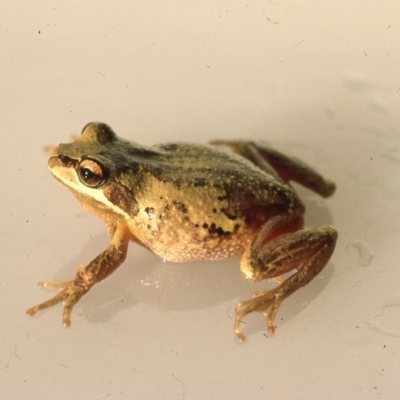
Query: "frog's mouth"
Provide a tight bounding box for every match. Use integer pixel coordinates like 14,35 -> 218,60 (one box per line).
48,155 -> 81,192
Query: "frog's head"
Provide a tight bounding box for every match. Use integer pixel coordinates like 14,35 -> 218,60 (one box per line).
48,122 -> 119,190
48,122 -> 140,219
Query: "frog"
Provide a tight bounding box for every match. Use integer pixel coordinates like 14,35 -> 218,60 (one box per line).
27,122 -> 338,340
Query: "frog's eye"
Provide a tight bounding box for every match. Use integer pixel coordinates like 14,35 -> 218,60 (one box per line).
77,159 -> 107,188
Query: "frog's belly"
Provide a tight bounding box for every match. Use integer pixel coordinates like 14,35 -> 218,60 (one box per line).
131,222 -> 251,263
149,236 -> 248,262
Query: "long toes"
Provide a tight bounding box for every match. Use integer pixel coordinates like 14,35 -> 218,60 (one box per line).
234,289 -> 283,338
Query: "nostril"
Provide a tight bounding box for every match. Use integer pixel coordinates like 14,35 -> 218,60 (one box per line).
57,154 -> 77,168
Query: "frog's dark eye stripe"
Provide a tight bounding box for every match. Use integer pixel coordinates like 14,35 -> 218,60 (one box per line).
77,159 -> 107,188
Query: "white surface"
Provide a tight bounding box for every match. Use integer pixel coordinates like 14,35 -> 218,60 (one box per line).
1,1 -> 400,399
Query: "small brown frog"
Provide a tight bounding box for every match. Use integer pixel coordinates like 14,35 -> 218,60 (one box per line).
27,122 -> 338,340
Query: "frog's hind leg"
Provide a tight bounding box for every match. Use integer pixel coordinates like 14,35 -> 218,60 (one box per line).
235,213 -> 337,340
210,140 -> 336,198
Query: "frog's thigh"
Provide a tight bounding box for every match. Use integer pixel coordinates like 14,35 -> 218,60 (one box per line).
240,213 -> 304,281
240,216 -> 337,284
236,222 -> 337,339
240,222 -> 337,284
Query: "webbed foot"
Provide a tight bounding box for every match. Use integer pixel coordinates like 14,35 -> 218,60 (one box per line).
234,289 -> 282,341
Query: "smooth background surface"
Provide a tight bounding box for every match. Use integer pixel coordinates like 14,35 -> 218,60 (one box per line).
1,1 -> 400,399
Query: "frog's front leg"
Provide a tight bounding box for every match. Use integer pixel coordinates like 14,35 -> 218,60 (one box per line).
27,222 -> 131,326
236,214 -> 337,340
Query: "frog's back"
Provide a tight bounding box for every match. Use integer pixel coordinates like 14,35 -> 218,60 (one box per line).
148,142 -> 297,209
149,142 -> 275,190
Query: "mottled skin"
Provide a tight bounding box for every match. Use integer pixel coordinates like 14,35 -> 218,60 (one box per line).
27,122 -> 338,340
